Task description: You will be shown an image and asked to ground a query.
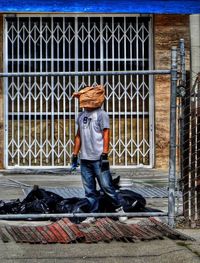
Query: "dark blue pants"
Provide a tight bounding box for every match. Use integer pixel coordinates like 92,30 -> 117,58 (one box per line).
80,159 -> 123,212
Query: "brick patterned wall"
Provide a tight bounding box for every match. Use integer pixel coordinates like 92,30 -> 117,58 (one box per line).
154,15 -> 190,168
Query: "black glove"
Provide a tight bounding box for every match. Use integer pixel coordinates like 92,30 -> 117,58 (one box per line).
100,153 -> 110,172
71,154 -> 79,171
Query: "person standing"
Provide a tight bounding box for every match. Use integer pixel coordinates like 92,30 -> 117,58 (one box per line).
71,87 -> 127,223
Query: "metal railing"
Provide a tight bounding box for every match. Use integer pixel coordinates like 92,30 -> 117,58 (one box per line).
0,45 -> 182,226
0,70 -> 170,77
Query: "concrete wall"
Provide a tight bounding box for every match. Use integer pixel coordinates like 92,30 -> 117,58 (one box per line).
0,14 -> 190,170
154,15 -> 190,169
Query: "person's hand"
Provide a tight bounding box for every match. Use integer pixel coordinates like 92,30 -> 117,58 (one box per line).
71,154 -> 79,171
100,153 -> 110,172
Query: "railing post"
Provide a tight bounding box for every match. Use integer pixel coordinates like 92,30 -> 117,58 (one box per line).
179,39 -> 186,85
168,46 -> 178,227
179,38 -> 186,198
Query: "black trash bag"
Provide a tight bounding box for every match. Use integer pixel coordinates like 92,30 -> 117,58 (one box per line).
98,189 -> 146,213
43,196 -> 64,213
119,189 -> 146,212
140,206 -> 162,212
56,197 -> 90,223
56,197 -> 83,213
19,186 -> 64,214
19,199 -> 50,214
0,199 -> 21,214
22,186 -> 63,204
72,198 -> 91,213
111,176 -> 121,190
98,193 -> 115,212
98,175 -> 146,212
71,198 -> 91,223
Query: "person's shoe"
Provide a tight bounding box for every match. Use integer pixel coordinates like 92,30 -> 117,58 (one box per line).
81,217 -> 96,224
115,206 -> 128,223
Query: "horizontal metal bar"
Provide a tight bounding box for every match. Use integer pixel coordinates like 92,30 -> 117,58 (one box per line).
7,58 -> 149,62
6,164 -> 153,169
9,14 -> 143,18
0,70 -> 171,78
8,112 -> 149,116
0,212 -> 167,220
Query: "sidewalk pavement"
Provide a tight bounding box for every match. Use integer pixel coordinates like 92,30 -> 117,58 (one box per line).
0,171 -> 199,263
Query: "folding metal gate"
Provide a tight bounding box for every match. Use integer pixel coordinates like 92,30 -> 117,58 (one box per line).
4,15 -> 153,168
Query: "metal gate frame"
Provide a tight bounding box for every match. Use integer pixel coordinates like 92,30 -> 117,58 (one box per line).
3,14 -> 154,169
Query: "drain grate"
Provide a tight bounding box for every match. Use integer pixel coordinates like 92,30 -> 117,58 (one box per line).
23,186 -> 173,199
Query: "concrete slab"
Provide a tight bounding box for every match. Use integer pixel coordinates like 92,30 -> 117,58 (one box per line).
0,171 -> 199,263
0,238 -> 199,263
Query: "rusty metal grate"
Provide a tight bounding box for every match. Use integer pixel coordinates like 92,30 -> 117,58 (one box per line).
0,217 -> 193,244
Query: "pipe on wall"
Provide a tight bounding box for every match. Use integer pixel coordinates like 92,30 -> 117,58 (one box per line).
190,15 -> 200,86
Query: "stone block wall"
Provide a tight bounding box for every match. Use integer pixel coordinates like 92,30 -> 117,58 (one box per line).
154,15 -> 190,168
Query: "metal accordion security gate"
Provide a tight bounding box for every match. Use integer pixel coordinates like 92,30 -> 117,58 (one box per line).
4,15 -> 153,168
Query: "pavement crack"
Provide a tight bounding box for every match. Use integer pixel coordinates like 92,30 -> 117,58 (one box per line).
176,241 -> 200,258
1,248 -> 193,260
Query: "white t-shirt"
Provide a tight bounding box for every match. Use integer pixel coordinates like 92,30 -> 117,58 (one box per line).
76,108 -> 110,160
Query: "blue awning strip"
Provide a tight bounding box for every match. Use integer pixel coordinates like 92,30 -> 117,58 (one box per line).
0,0 -> 199,14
